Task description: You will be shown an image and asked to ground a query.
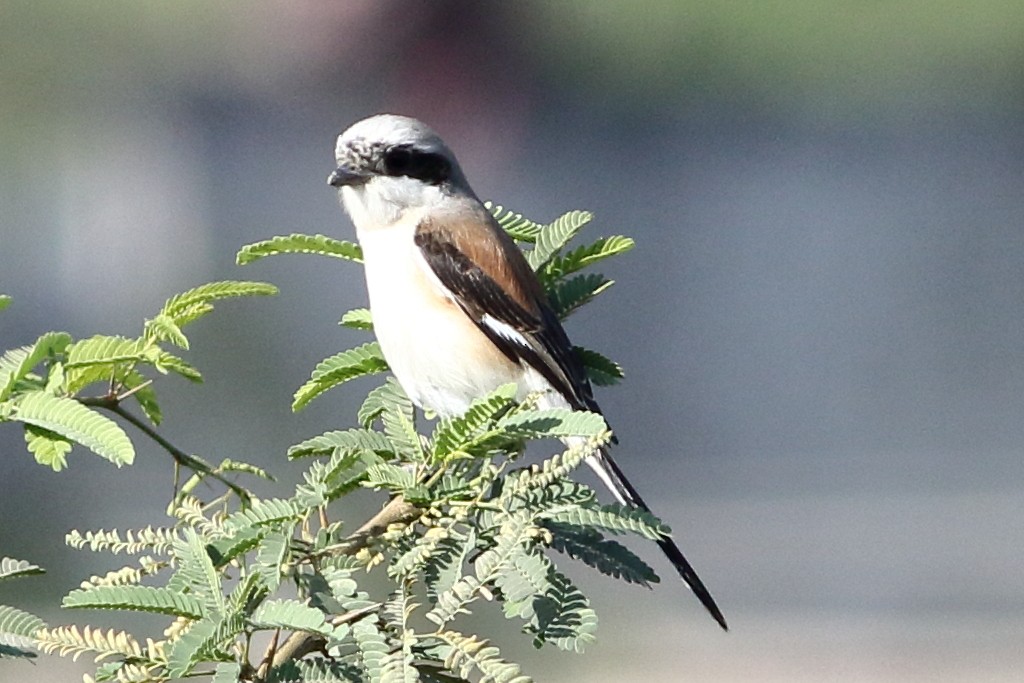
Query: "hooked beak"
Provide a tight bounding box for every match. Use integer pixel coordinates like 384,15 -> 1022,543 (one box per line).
327,164 -> 370,187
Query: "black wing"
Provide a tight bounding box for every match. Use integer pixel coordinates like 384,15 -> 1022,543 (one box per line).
414,227 -> 598,413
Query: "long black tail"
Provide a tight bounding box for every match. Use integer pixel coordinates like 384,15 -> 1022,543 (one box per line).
588,447 -> 728,631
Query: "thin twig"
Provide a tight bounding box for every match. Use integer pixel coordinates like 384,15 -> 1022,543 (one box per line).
116,378 -> 153,401
342,496 -> 421,552
255,628 -> 281,680
302,495 -> 420,561
80,396 -> 251,501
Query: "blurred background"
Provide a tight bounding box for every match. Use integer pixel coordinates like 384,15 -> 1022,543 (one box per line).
3,2 -> 1024,681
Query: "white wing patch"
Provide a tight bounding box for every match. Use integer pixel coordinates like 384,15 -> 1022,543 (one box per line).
481,314 -> 532,351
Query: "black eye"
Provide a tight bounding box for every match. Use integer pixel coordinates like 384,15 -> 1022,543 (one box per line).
384,148 -> 412,174
383,146 -> 451,184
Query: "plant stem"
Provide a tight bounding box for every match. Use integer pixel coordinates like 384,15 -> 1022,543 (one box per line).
80,396 -> 251,502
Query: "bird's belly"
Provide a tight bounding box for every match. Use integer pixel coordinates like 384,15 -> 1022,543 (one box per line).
372,291 -> 520,416
360,226 -> 521,417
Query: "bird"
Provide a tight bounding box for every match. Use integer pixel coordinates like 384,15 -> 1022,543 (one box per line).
327,113 -> 727,630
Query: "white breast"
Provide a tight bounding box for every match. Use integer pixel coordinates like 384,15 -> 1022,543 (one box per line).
356,214 -> 527,417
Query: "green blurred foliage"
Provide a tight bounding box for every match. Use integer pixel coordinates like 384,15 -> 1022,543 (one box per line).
4,0 -> 1023,140
524,1 -> 1024,114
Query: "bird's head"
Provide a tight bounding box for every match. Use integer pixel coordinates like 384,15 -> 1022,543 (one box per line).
329,114 -> 475,232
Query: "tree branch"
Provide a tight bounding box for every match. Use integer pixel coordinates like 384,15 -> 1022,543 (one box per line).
254,496 -> 420,679
338,495 -> 421,554
80,396 -> 251,502
267,603 -> 380,673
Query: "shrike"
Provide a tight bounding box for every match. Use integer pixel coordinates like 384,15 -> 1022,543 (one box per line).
328,114 -> 726,630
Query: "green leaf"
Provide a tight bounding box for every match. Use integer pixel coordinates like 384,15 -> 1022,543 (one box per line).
431,384 -> 518,461
35,624 -> 146,664
526,570 -> 597,652
474,511 -> 536,582
288,428 -> 394,459
542,502 -> 670,541
425,575 -> 483,628
0,604 -> 45,658
542,234 -> 635,280
497,408 -> 607,439
295,449 -> 383,507
13,392 -> 134,466
435,631 -> 532,683
0,295 -> 10,312
225,571 -> 270,621
0,557 -> 44,582
505,433 -> 613,494
78,559 -> 163,590
172,528 -> 225,613
94,660 -> 162,681
381,652 -> 420,683
320,561 -> 368,610
255,523 -> 294,592
161,280 -> 278,326
66,526 -> 179,555
61,335 -> 144,395
492,548 -> 552,620
392,524 -> 465,582
427,513 -> 536,628
63,585 -> 204,618
546,522 -> 658,586
0,331 -> 72,401
44,360 -> 64,394
224,498 -> 302,531
423,531 -> 475,605
144,313 -> 190,349
364,463 -> 417,492
217,457 -> 274,480
64,335 -> 144,369
574,347 -> 624,386
382,403 -> 424,462
526,210 -> 592,271
380,581 -> 420,683
353,615 -> 389,683
505,479 -> 596,516
293,342 -> 389,411
251,600 -> 342,640
268,659 -> 365,683
546,273 -> 613,319
151,350 -> 203,382
428,471 -> 476,500
164,613 -> 242,678
359,378 -> 413,429
164,619 -> 216,677
207,527 -> 265,567
237,233 -> 363,265
486,202 -> 543,243
24,424 -> 73,471
340,308 -> 374,330
211,662 -> 243,683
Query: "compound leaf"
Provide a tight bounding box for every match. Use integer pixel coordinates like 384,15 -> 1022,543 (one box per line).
237,233 -> 363,265
13,392 -> 134,466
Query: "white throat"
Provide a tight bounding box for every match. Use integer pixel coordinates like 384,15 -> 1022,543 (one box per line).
341,176 -> 449,236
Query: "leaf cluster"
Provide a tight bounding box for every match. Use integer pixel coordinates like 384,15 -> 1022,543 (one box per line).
0,207 -> 665,683
0,281 -> 276,471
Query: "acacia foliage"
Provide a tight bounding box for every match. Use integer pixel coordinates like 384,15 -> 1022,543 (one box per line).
0,206 -> 680,683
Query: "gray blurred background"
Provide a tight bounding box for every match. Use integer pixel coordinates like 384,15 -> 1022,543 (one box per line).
3,2 -> 1024,681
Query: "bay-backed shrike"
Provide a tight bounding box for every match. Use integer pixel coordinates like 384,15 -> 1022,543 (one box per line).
328,114 -> 726,630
